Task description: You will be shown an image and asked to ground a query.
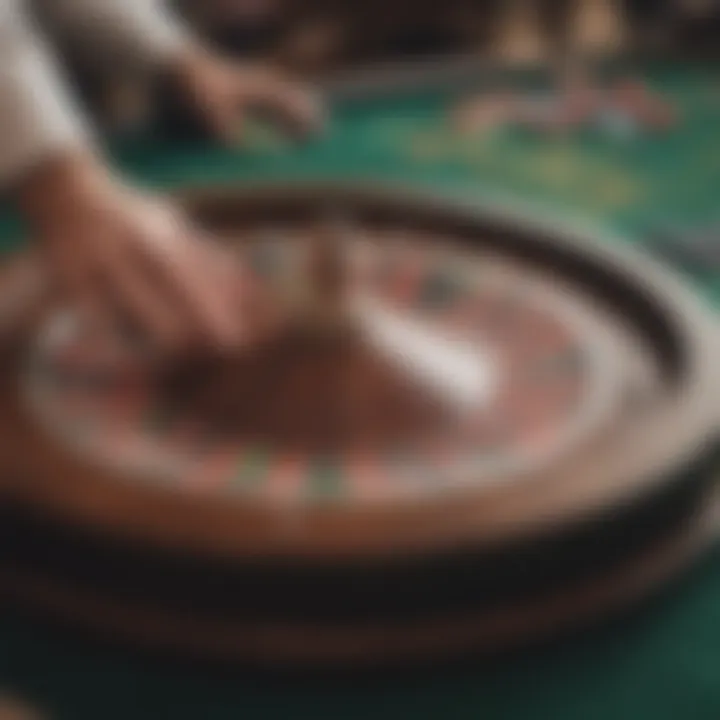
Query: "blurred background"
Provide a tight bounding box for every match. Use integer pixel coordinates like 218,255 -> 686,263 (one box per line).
65,0 -> 720,137
171,0 -> 720,72
4,2 -> 720,719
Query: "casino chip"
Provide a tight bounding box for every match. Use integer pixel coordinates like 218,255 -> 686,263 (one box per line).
607,77 -> 679,135
453,75 -> 679,141
0,185 -> 717,669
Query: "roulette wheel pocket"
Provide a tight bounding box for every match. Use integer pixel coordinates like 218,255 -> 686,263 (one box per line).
0,184 -> 718,669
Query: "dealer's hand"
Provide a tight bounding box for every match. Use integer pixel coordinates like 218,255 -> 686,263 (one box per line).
18,151 -> 248,351
171,44 -> 324,145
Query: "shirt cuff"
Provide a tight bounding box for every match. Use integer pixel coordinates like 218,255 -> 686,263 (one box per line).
0,40 -> 90,189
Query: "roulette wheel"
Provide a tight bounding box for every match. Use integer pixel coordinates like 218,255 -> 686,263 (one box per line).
0,184 -> 717,670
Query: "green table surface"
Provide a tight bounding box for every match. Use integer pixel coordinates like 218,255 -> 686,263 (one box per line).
2,60 -> 720,720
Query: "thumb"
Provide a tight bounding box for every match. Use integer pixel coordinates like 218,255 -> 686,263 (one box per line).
204,94 -> 247,146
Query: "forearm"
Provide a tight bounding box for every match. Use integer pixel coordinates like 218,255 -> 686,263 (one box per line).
0,0 -> 90,191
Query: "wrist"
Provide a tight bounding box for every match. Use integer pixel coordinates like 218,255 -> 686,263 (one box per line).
17,151 -> 112,229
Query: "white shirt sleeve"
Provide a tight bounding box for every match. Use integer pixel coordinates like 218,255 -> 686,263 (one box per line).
0,0 -> 89,189
40,0 -> 190,71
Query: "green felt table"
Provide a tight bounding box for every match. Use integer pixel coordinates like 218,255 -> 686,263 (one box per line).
1,59 -> 720,720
